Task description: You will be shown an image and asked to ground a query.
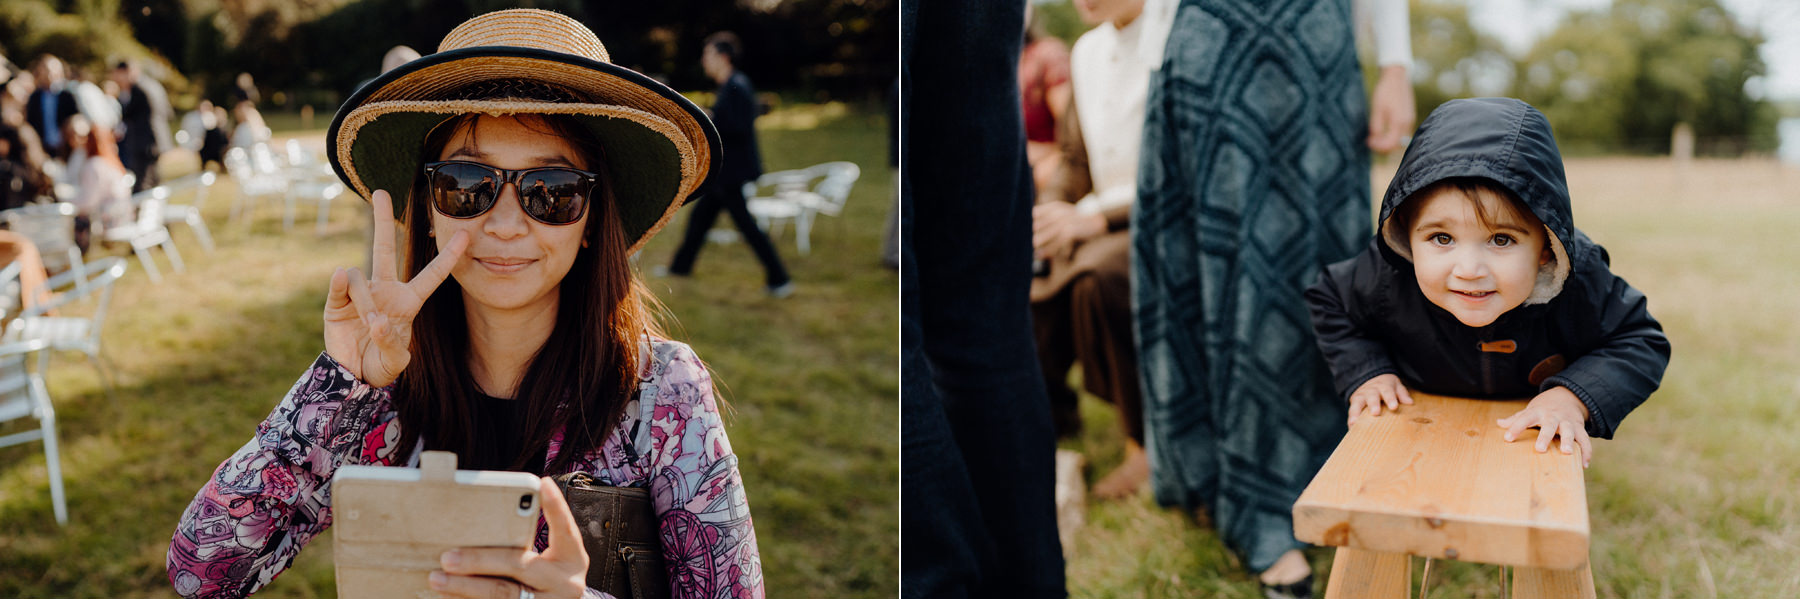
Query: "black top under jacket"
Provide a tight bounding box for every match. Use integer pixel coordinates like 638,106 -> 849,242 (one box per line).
1304,98 -> 1670,439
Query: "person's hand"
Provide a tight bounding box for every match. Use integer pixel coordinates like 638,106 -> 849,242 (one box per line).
322,189 -> 468,388
1498,386 -> 1593,468
431,477 -> 590,599
1032,201 -> 1106,261
1347,373 -> 1412,426
1366,65 -> 1415,154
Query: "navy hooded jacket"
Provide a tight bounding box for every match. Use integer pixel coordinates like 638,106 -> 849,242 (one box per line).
1304,98 -> 1669,439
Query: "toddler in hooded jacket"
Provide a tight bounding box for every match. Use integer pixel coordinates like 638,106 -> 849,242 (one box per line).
1304,98 -> 1670,467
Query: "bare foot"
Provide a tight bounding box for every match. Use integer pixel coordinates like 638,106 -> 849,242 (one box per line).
1091,441 -> 1149,500
1258,549 -> 1312,586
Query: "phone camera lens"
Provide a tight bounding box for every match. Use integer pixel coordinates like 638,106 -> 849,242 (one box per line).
518,494 -> 533,510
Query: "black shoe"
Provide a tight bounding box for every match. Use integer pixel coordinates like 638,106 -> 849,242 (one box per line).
1261,574 -> 1313,599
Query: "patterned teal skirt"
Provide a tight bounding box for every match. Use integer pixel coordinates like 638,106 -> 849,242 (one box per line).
1133,0 -> 1372,573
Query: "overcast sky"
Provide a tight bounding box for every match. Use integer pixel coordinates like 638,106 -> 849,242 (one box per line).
1470,0 -> 1800,100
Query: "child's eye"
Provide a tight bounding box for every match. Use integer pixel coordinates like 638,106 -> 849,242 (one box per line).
1428,233 -> 1453,246
1492,234 -> 1516,247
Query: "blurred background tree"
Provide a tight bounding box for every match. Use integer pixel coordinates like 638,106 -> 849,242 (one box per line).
1512,0 -> 1774,154
1019,0 -> 1776,157
2,0 -> 894,116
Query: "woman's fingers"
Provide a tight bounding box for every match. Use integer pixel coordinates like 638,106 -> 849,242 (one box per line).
370,190 -> 398,281
428,568 -> 531,599
409,230 -> 468,299
1396,384 -> 1413,405
344,268 -> 378,322
537,477 -> 589,569
324,267 -> 355,317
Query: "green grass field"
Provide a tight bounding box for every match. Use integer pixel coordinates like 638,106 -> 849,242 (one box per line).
1059,157 -> 1800,598
0,102 -> 896,597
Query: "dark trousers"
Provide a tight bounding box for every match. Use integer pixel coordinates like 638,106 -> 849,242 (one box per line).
901,0 -> 1066,597
121,137 -> 158,193
666,182 -> 790,287
1030,231 -> 1144,443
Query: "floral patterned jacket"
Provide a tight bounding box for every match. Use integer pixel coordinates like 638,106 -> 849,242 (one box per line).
167,340 -> 763,599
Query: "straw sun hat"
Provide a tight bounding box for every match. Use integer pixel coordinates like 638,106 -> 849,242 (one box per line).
327,8 -> 720,252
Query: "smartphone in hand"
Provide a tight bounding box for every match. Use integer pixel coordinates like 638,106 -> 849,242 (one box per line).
331,451 -> 540,599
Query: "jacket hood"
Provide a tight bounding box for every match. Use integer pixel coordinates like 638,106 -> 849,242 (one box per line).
1377,98 -> 1583,305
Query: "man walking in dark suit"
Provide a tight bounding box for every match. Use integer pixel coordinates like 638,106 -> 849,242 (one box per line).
25,55 -> 80,160
113,60 -> 169,192
661,31 -> 794,298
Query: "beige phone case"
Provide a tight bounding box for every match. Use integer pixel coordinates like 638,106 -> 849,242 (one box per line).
332,451 -> 541,599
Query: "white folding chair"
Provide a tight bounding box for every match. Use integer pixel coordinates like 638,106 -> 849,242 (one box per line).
160,171 -> 218,251
744,168 -> 820,253
0,203 -> 86,275
223,146 -> 289,224
107,186 -> 184,282
5,257 -> 129,401
0,335 -> 65,525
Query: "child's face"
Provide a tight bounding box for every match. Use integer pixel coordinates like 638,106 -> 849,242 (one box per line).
1407,187 -> 1550,327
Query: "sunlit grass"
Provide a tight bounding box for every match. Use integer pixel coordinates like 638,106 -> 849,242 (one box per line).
0,102 -> 897,598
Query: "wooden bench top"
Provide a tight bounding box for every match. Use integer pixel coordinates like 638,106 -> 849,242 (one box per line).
1293,392 -> 1590,570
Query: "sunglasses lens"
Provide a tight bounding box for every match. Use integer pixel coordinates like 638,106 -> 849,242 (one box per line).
429,162 -> 500,218
518,170 -> 589,225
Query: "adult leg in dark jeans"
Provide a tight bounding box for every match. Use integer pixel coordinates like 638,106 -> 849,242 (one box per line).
666,184 -> 790,287
901,0 -> 1066,596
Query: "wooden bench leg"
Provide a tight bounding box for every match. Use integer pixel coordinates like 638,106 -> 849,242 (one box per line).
1513,562 -> 1596,599
1325,547 -> 1410,599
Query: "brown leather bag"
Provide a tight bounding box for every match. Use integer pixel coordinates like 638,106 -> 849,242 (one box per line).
551,472 -> 670,599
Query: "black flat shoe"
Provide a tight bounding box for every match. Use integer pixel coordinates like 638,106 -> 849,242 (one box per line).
1261,574 -> 1314,599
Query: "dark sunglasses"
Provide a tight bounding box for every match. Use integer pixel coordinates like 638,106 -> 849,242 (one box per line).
421,160 -> 601,225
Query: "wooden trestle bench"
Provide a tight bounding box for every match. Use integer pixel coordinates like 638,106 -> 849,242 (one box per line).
1293,392 -> 1598,599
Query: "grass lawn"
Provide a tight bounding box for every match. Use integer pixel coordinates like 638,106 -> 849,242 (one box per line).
0,102 -> 896,597
1059,157 -> 1800,598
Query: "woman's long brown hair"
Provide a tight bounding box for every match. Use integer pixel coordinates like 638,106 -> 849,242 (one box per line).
391,113 -> 664,473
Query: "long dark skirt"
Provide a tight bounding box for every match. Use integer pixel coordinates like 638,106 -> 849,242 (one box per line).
1133,0 -> 1372,573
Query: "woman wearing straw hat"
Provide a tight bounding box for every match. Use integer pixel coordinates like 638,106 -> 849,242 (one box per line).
168,9 -> 762,599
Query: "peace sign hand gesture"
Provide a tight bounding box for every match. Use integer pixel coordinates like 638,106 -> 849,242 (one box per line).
323,190 -> 469,388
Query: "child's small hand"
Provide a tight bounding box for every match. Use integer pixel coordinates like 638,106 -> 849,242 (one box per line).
1498,387 -> 1593,468
1347,374 -> 1413,426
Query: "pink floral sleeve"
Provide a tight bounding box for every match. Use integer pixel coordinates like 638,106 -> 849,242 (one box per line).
642,342 -> 764,599
166,353 -> 402,599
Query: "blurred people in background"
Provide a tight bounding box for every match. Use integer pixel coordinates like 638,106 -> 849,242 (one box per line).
1031,0 -> 1160,501
1019,6 -> 1071,193
232,72 -> 259,107
661,31 -> 794,298
70,66 -> 120,135
229,100 -> 270,149
65,114 -> 131,253
179,98 -> 230,172
1,65 -> 52,206
381,45 -> 421,74
1,115 -> 53,211
25,55 -> 78,160
113,60 -> 172,191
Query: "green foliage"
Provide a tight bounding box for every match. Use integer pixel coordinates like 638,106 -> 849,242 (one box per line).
1405,1 -> 1515,132
0,0 -> 152,77
1412,0 -> 1775,155
1031,0 -> 1088,48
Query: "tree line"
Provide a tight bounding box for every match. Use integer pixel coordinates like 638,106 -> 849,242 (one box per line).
2,0 -> 894,116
